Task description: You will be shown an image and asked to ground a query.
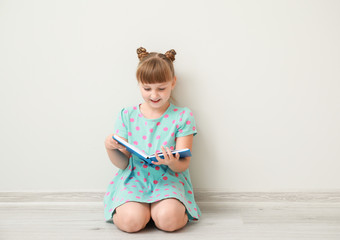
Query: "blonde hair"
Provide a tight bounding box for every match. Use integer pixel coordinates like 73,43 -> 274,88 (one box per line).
136,47 -> 176,84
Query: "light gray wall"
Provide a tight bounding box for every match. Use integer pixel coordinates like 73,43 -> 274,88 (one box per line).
1,0 -> 339,192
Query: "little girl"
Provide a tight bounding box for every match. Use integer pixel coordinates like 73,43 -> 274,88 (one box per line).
104,47 -> 201,233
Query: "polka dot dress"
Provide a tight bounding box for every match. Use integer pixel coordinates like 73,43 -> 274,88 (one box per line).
104,103 -> 201,221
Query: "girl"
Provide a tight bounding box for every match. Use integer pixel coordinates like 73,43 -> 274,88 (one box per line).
104,47 -> 201,233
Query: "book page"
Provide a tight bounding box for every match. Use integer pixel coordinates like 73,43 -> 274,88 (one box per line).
113,135 -> 148,159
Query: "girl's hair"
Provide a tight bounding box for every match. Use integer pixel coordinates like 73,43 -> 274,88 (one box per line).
136,47 -> 176,84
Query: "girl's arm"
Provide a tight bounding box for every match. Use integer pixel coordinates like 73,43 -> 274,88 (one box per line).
153,134 -> 193,173
104,134 -> 131,169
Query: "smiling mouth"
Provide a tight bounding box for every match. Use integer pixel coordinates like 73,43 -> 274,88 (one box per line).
151,99 -> 161,103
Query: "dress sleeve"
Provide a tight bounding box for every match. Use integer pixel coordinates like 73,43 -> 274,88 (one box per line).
113,108 -> 128,139
176,107 -> 198,138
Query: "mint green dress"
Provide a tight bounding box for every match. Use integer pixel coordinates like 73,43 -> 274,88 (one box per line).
104,103 -> 201,222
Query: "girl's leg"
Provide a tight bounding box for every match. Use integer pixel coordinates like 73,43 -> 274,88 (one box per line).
151,198 -> 188,232
113,202 -> 150,233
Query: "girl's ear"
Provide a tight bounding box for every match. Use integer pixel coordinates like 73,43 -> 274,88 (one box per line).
171,76 -> 177,90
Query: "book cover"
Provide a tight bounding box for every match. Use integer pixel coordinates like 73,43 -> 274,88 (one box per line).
112,135 -> 192,165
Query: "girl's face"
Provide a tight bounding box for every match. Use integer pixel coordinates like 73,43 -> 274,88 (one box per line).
139,77 -> 176,110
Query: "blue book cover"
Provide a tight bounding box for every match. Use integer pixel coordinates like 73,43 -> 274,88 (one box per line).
112,135 -> 192,165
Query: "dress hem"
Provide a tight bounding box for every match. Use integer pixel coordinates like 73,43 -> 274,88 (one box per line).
104,196 -> 200,222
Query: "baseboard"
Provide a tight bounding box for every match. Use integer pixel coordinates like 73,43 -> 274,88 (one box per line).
0,192 -> 103,203
1,191 -> 340,203
194,191 -> 340,203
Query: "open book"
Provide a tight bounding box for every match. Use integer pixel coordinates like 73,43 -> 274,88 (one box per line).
112,135 -> 192,165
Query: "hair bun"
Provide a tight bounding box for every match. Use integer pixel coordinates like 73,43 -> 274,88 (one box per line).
137,47 -> 149,60
165,49 -> 176,62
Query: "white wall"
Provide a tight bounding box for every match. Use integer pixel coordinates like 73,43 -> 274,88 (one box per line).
1,0 -> 339,192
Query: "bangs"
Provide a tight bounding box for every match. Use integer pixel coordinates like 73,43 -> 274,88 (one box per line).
136,57 -> 173,84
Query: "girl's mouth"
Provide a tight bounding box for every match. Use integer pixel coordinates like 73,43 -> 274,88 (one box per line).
151,99 -> 161,103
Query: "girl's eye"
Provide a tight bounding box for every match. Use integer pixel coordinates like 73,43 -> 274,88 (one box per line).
158,88 -> 165,91
144,88 -> 151,91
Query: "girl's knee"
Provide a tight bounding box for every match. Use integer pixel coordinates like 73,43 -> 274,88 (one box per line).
113,202 -> 150,233
152,207 -> 188,232
113,212 -> 149,233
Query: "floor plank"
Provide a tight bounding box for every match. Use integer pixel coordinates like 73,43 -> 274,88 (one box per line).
1,202 -> 340,240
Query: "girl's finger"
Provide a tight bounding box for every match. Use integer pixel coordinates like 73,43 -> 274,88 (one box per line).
161,146 -> 169,160
166,147 -> 173,159
152,152 -> 163,165
112,141 -> 125,150
152,161 -> 161,165
113,141 -> 121,147
152,159 -> 162,165
175,152 -> 180,160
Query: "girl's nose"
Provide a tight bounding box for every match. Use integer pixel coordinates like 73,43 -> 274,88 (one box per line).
151,91 -> 158,98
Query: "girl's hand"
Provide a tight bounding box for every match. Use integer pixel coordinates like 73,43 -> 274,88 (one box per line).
104,134 -> 126,151
152,146 -> 180,167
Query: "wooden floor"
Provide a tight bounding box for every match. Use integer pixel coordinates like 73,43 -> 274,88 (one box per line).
1,193 -> 340,239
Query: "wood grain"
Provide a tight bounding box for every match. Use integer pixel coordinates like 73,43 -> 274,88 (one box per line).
1,201 -> 340,240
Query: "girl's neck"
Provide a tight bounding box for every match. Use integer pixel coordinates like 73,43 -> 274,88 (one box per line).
140,101 -> 170,119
